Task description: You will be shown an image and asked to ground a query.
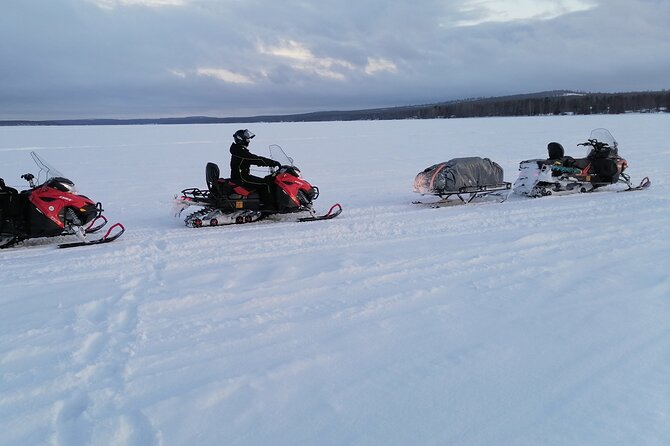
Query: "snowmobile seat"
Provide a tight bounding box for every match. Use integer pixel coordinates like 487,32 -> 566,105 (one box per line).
0,179 -> 23,234
0,178 -> 19,214
547,142 -> 564,160
206,163 -> 255,198
206,162 -> 222,196
205,163 -> 236,196
222,180 -> 253,197
0,178 -> 15,193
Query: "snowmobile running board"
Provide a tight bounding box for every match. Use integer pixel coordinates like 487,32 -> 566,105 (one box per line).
58,223 -> 125,248
529,176 -> 651,198
183,203 -> 342,227
299,203 -> 343,222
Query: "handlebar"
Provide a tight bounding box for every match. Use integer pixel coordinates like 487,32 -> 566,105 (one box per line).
578,139 -> 609,150
21,173 -> 36,187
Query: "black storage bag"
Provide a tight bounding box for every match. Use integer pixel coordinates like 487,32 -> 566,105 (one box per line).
414,157 -> 504,194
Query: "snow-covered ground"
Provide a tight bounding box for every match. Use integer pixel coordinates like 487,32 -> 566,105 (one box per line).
1,114 -> 669,446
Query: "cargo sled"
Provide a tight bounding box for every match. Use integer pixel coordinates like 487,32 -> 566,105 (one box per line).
413,157 -> 511,205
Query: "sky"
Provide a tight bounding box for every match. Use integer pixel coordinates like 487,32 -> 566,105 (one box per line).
1,0 -> 669,120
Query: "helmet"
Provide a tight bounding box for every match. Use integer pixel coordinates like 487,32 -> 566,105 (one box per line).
233,129 -> 255,145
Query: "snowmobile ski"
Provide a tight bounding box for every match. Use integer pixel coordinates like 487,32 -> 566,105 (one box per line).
618,176 -> 651,192
85,215 -> 108,234
58,223 -> 125,249
298,203 -> 343,222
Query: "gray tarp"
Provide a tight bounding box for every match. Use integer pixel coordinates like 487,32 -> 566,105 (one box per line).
413,157 -> 504,194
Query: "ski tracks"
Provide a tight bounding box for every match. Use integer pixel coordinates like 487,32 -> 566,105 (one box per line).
49,238 -> 170,445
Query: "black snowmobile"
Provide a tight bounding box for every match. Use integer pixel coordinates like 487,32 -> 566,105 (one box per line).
1,151 -> 124,249
513,128 -> 650,197
173,144 -> 341,227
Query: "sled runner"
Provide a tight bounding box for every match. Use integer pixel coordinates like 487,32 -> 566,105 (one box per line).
174,144 -> 342,227
1,152 -> 124,249
413,157 -> 511,206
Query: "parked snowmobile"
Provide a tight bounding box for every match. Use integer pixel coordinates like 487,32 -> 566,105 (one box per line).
513,128 -> 650,198
174,144 -> 341,227
0,152 -> 124,249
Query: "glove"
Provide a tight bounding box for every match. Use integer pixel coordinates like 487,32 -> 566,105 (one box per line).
271,160 -> 282,168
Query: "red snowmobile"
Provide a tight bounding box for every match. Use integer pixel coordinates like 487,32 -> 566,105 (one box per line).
174,144 -> 341,227
0,152 -> 124,249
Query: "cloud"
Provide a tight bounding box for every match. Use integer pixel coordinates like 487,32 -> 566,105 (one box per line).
450,0 -> 597,27
365,58 -> 397,75
196,68 -> 254,84
86,0 -> 188,9
258,40 -> 313,61
0,0 -> 668,119
256,40 -> 397,80
257,40 -> 356,81
168,69 -> 187,78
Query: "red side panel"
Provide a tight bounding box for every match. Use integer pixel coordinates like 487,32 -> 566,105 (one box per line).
29,187 -> 95,228
274,173 -> 313,205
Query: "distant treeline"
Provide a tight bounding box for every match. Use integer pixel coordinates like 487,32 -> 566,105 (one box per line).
305,90 -> 670,121
399,90 -> 670,120
2,90 -> 668,126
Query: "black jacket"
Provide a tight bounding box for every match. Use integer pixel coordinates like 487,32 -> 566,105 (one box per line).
229,143 -> 276,182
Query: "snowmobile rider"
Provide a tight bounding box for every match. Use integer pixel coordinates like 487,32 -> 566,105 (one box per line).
229,129 -> 281,211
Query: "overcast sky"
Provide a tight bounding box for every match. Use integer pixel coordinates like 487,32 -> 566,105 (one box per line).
1,0 -> 668,120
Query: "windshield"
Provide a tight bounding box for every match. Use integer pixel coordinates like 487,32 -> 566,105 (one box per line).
268,144 -> 294,166
247,144 -> 296,176
587,128 -> 618,153
30,151 -> 66,184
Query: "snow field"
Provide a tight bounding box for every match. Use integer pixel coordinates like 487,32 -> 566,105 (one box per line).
1,114 -> 669,445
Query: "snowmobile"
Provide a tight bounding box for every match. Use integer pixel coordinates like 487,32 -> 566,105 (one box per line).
513,128 -> 650,198
0,151 -> 124,249
173,144 -> 342,227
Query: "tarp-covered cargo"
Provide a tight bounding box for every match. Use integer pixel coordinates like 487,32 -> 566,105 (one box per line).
413,157 -> 505,195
